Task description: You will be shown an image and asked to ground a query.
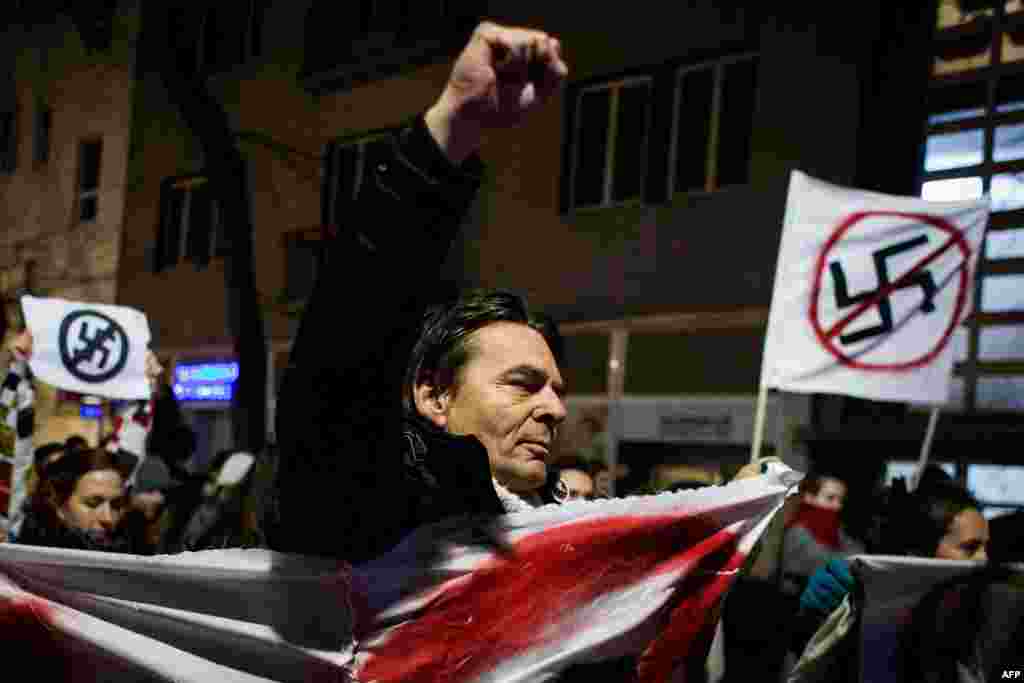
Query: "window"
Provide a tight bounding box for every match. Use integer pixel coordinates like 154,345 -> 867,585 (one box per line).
33,106 -> 50,164
77,139 -> 102,222
0,106 -> 16,173
671,54 -> 759,194
885,461 -> 1024,518
175,0 -> 266,76
154,175 -> 226,271
922,2 -> 1024,413
966,463 -> 1024,515
884,460 -> 956,487
322,132 -> 393,229
570,78 -> 652,209
563,52 -> 759,211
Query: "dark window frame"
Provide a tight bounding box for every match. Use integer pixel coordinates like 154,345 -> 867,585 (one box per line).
559,46 -> 760,214
178,0 -> 266,77
922,1 -> 1024,415
0,103 -> 18,174
567,75 -> 654,211
77,138 -> 102,223
153,173 -> 228,272
33,104 -> 51,165
668,52 -> 759,196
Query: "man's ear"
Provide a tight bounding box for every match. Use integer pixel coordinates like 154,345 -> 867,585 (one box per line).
413,381 -> 451,429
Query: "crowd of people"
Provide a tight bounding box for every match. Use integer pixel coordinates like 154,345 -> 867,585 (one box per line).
0,340 -> 267,556
1,19 -> 1022,681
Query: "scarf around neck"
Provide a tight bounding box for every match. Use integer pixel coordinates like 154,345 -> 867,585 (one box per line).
787,500 -> 842,550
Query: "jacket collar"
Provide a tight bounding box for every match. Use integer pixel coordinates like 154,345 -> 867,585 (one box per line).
402,416 -> 505,516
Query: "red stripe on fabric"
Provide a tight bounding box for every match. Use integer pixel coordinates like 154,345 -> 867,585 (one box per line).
0,597 -> 74,679
356,509 -> 747,683
636,536 -> 748,683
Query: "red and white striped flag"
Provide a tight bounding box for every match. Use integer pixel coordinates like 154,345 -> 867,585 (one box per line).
0,465 -> 798,682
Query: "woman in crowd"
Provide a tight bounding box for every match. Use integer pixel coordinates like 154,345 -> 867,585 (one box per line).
781,472 -> 864,599
16,446 -> 140,553
542,457 -> 596,505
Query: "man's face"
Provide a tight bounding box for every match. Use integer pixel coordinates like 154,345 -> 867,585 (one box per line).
804,477 -> 847,511
425,322 -> 567,492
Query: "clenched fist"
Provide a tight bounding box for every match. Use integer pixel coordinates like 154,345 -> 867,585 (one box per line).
426,22 -> 569,163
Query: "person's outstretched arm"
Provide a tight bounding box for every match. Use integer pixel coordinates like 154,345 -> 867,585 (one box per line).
272,23 -> 567,561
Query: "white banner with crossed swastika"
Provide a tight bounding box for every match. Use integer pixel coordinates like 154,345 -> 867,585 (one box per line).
20,296 -> 152,400
761,171 -> 990,404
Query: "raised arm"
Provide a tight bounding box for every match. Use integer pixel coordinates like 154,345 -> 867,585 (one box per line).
272,23 -> 567,561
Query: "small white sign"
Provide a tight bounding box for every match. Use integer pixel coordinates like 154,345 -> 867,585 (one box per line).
21,296 -> 152,400
761,171 -> 990,404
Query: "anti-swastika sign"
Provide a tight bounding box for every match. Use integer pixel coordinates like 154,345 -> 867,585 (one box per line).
59,309 -> 130,383
761,171 -> 989,405
20,296 -> 152,400
809,211 -> 971,371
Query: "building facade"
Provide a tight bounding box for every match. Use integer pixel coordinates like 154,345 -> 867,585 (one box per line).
1,3 -> 140,446
112,2 -> 1021,513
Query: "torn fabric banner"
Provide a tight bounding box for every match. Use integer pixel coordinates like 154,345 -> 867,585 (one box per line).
761,171 -> 989,404
853,556 -> 1024,683
0,465 -> 799,682
788,556 -> 1024,683
20,295 -> 152,401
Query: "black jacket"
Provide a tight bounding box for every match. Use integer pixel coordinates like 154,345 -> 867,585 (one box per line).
16,505 -> 140,554
269,115 -> 505,563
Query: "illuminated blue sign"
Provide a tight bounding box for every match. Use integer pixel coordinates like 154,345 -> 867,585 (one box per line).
173,361 -> 239,402
80,405 -> 103,419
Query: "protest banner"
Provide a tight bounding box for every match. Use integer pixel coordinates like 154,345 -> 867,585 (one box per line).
0,464 -> 799,682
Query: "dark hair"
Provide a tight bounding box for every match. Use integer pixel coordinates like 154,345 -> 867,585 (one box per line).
29,448 -> 129,521
64,434 -> 88,453
402,289 -> 565,417
883,480 -> 981,557
33,442 -> 65,473
798,472 -> 845,497
915,464 -> 955,493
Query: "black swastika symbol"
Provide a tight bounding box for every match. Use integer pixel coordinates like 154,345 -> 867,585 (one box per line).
72,321 -> 118,369
58,310 -> 130,384
829,234 -> 938,345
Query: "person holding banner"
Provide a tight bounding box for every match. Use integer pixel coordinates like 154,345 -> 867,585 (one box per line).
271,22 -> 571,561
781,472 -> 863,598
788,480 -> 991,683
4,328 -> 163,542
